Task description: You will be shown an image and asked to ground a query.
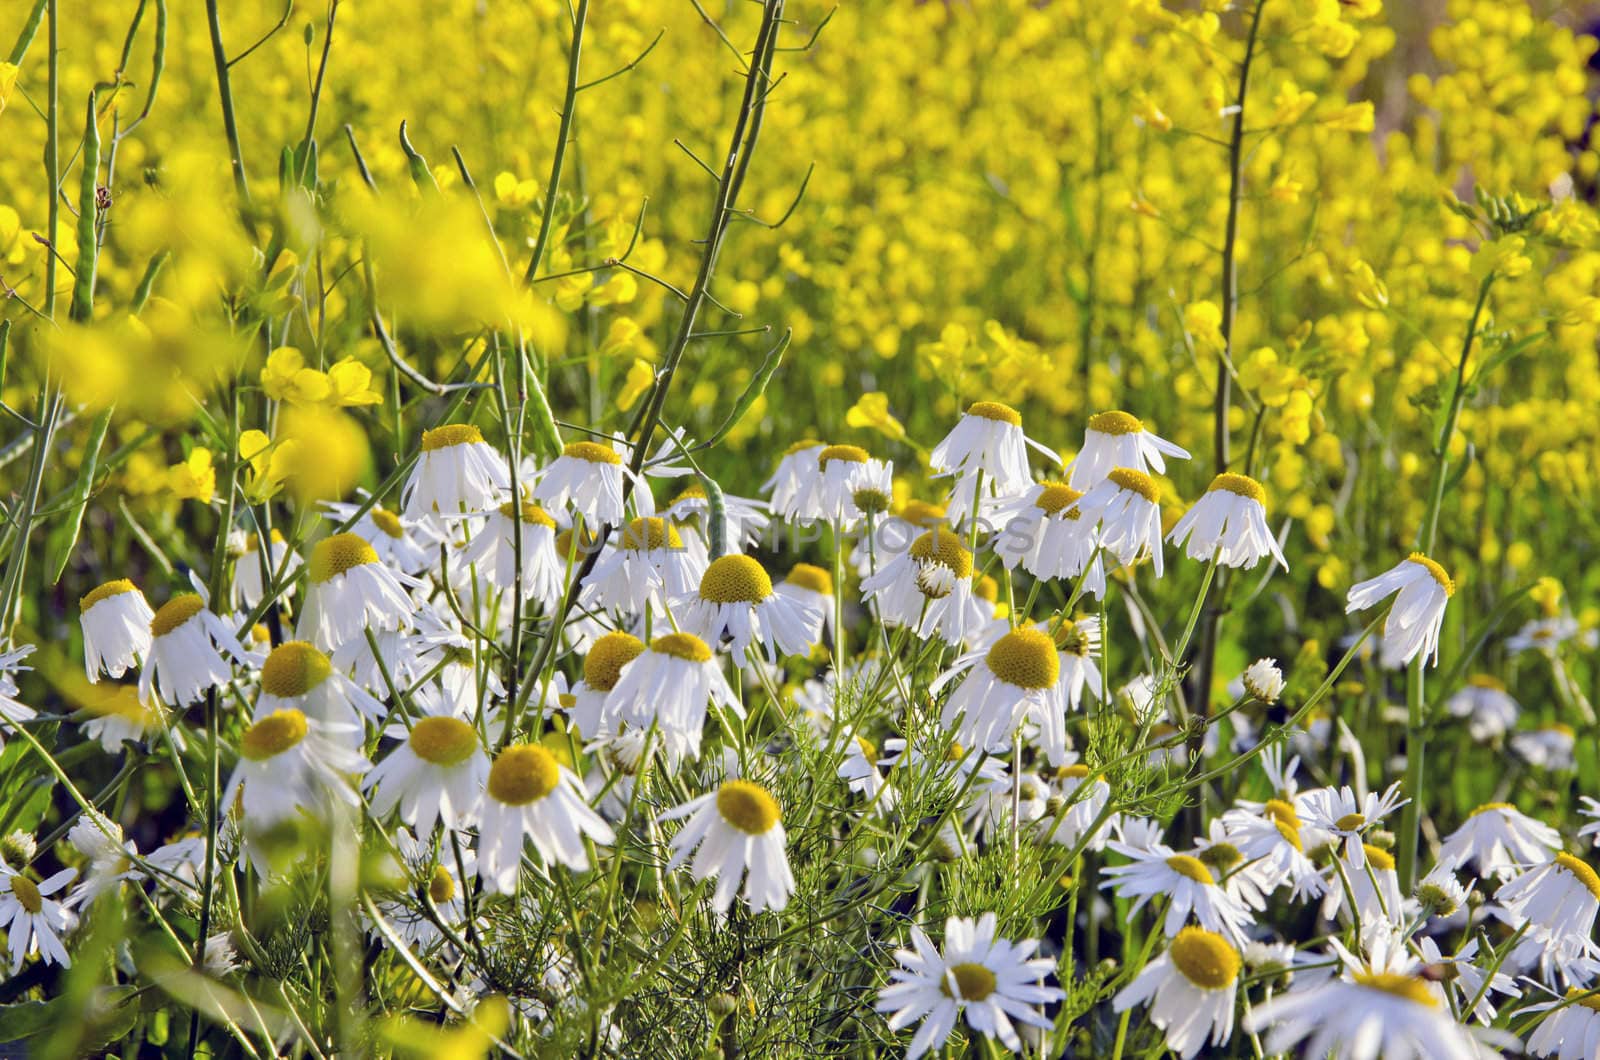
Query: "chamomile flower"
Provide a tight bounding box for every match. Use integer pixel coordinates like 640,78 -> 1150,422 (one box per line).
1066,410 -> 1190,490
0,645 -> 37,750
402,423 -> 510,517
1320,843 -> 1405,926
605,632 -> 740,767
1345,553 -> 1456,667
776,564 -> 834,636
1300,782 -> 1407,868
965,767 -> 1049,842
1050,617 -> 1103,710
1446,676 -> 1520,741
322,495 -> 439,574
1101,838 -> 1255,945
140,592 -> 246,707
931,401 -> 1058,521
874,912 -> 1063,1060
230,530 -> 300,610
478,745 -> 614,892
1038,761 -> 1119,852
79,579 -> 155,681
1497,852 -> 1600,937
1072,467 -> 1167,576
365,697 -> 490,836
458,499 -> 563,605
0,869 -> 77,974
297,533 -> 418,650
762,439 -> 825,520
992,481 -> 1107,595
567,631 -> 646,739
678,554 -> 824,662
1114,927 -> 1241,1059
660,779 -> 794,915
1525,989 -> 1600,1058
1168,472 -> 1286,570
1438,802 -> 1562,881
579,516 -> 703,618
790,444 -> 892,526
936,627 -> 1073,766
861,530 -> 987,646
1416,935 -> 1519,1023
77,684 -> 174,752
533,439 -> 636,526
255,641 -> 385,731
838,730 -> 890,805
1512,725 -> 1577,770
1220,797 -> 1325,901
222,709 -> 369,829
663,481 -> 768,557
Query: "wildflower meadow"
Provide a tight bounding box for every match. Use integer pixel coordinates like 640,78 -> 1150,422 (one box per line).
4,0 -> 1600,1056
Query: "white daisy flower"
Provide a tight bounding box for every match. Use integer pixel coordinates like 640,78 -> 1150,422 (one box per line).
776,564 -> 834,637
1345,552 -> 1456,668
478,744 -> 614,892
79,579 -> 155,682
1239,657 -> 1285,704
789,444 -> 891,527
1506,615 -> 1582,655
662,481 -> 769,557
321,496 -> 440,574
230,529 -> 301,611
605,632 -> 740,767
1219,797 -> 1325,901
532,438 -> 637,527
579,516 -> 703,618
1072,467 -> 1167,577
762,439 -> 825,521
936,627 -> 1073,766
457,499 -> 563,605
365,695 -> 490,836
1066,410 -> 1190,490
1114,926 -> 1241,1059
1416,935 -> 1519,1024
1445,676 -> 1520,741
1438,801 -> 1563,882
567,632 -> 646,740
965,767 -> 1049,843
222,709 -> 369,830
1167,472 -> 1286,570
402,423 -> 509,517
1245,934 -> 1493,1060
1512,724 -> 1577,770
1100,838 -> 1255,945
1497,851 -> 1600,937
140,592 -> 246,707
837,731 -> 890,806
297,532 -> 419,650
678,554 -> 824,663
254,640 -> 385,732
1049,618 -> 1103,710
65,813 -> 144,906
659,779 -> 793,915
1038,760 -> 1118,853
0,645 -> 37,750
931,400 -> 1059,522
1299,782 -> 1407,869
76,683 -> 175,753
874,912 -> 1064,1060
0,869 -> 77,974
860,530 -> 987,647
1319,842 -> 1405,927
1525,988 -> 1600,1058
992,481 -> 1107,595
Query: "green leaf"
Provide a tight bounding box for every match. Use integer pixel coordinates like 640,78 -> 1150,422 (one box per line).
45,408 -> 112,585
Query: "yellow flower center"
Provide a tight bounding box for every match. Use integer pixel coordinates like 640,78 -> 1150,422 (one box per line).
909,530 -> 974,579
940,962 -> 998,1001
651,632 -> 712,663
1334,812 -> 1367,831
1166,854 -> 1215,884
1087,410 -> 1144,435
817,444 -> 869,470
427,865 -> 456,904
1469,801 -> 1516,818
966,400 -> 1021,426
1364,843 -> 1395,870
945,742 -> 966,762
1354,972 -> 1437,1008
498,501 -> 557,528
555,527 -> 597,557
1407,552 -> 1457,597
80,578 -> 139,613
1567,987 -> 1600,1014
1053,620 -> 1092,655
150,594 -> 205,638
1057,763 -> 1091,780
855,735 -> 878,763
240,709 -> 310,761
716,779 -> 781,835
1467,674 -> 1505,691
699,555 -> 773,604
1035,482 -> 1084,518
408,716 -> 480,766
420,424 -> 485,451
898,500 -> 946,527
371,507 -> 406,539
8,875 -> 42,915
985,628 -> 1059,690
1168,927 -> 1240,990
1265,799 -> 1303,851
584,632 -> 647,692
1207,472 -> 1266,505
242,530 -> 285,553
1557,852 -> 1600,900
562,440 -> 621,465
784,563 -> 833,596
260,641 -> 333,698
1107,467 -> 1159,503
487,745 -> 561,805
783,438 -> 823,457
621,516 -> 682,550
309,533 -> 379,583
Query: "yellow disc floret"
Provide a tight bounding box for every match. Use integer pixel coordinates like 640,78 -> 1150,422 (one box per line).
1087,410 -> 1144,435
940,962 -> 998,1001
260,641 -> 333,698
1107,467 -> 1159,503
651,632 -> 713,663
584,632 -> 647,692
1469,802 -> 1516,818
1407,552 -> 1457,596
1335,812 -> 1367,831
716,779 -> 781,835
309,533 -> 379,583
1168,927 -> 1240,990
370,508 -> 406,539
985,628 -> 1059,690
1035,482 -> 1085,518
1208,472 -> 1266,505
81,579 -> 139,613
8,875 -> 42,915
499,501 -> 557,528
898,499 -> 947,528
562,440 -> 621,465
428,865 -> 456,904
1166,854 -> 1215,884
966,400 -> 1022,426
1557,852 -> 1600,900
421,424 -> 486,451
784,563 -> 833,596
487,745 -> 561,805
240,709 -> 310,761
699,554 -> 774,604
909,530 -> 974,579
817,444 -> 869,470
409,716 -> 481,766
1364,844 -> 1396,871
1354,972 -> 1437,1008
621,516 -> 682,551
150,594 -> 205,637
